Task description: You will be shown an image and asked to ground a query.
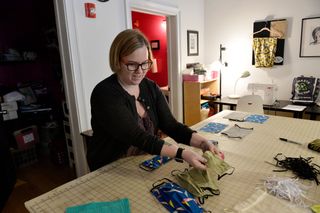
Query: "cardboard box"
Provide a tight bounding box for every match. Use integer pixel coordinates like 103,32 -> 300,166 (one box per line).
13,125 -> 39,150
3,110 -> 18,121
1,101 -> 18,120
1,101 -> 18,111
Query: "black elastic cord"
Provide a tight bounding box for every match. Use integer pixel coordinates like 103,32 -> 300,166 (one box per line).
272,153 -> 320,185
235,124 -> 254,130
218,167 -> 235,180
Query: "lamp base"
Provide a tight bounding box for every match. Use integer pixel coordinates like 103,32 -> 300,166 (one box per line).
228,94 -> 241,99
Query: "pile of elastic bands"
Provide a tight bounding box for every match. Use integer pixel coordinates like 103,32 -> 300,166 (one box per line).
272,153 -> 320,185
263,176 -> 311,207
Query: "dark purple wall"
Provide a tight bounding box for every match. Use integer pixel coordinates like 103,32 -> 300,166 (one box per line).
0,0 -> 63,103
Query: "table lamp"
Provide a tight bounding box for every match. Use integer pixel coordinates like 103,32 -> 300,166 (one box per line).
208,44 -> 227,98
228,70 -> 251,99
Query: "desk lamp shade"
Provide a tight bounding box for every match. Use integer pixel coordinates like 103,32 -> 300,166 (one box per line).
228,71 -> 251,99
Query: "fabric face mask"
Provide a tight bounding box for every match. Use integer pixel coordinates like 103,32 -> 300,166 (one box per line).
174,151 -> 234,203
150,178 -> 204,213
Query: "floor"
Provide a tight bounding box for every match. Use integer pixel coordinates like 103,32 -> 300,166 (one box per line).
2,153 -> 76,213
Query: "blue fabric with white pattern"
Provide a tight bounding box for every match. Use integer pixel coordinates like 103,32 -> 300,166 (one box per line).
151,179 -> 203,213
244,114 -> 269,124
199,122 -> 228,133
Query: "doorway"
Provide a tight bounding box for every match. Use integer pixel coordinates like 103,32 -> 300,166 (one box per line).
131,12 -> 170,104
0,1 -> 76,210
125,1 -> 182,121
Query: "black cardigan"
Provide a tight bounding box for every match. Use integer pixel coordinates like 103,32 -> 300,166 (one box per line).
87,74 -> 194,171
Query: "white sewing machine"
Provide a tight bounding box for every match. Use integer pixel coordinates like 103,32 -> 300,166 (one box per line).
247,83 -> 277,105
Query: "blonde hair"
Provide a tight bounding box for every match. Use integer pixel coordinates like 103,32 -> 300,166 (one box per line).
109,29 -> 153,73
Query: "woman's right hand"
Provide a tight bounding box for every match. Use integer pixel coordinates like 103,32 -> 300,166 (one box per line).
181,149 -> 208,170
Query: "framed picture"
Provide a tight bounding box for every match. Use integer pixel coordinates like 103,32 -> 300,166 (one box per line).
150,40 -> 160,50
187,30 -> 199,56
299,17 -> 320,57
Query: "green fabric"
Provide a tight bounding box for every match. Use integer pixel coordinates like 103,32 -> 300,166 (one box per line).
311,204 -> 320,213
175,151 -> 233,198
65,198 -> 130,213
308,139 -> 320,152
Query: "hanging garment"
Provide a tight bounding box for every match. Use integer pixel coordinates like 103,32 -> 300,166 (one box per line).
253,38 -> 277,67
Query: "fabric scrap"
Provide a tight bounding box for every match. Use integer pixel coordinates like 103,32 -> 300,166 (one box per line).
308,139 -> 320,152
223,111 -> 249,122
65,198 -> 130,213
221,124 -> 253,139
244,114 -> 269,124
199,122 -> 228,133
311,204 -> 320,213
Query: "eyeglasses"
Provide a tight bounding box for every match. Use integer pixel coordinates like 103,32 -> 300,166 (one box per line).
123,60 -> 153,72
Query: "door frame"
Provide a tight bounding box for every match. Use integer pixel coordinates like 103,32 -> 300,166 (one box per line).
125,0 -> 182,121
53,0 -> 89,177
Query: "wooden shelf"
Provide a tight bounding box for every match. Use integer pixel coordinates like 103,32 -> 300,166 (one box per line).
183,79 -> 218,126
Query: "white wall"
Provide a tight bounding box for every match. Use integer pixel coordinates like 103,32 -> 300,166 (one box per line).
204,0 -> 320,100
176,0 -> 205,65
61,0 -> 127,132
55,0 -> 129,176
172,0 -> 205,121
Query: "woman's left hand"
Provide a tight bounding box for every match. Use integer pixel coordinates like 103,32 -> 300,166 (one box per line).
190,133 -> 224,159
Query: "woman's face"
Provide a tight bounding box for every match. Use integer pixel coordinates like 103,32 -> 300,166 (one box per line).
118,46 -> 150,86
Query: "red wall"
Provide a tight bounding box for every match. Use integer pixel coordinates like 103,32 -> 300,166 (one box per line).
132,12 -> 168,87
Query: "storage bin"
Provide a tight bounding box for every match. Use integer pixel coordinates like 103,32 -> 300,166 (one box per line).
13,125 -> 39,150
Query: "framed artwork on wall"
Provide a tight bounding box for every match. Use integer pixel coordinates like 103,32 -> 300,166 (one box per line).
187,30 -> 199,56
150,40 -> 160,50
299,17 -> 320,57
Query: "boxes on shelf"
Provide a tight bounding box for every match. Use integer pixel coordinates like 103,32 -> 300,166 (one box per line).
182,74 -> 205,82
1,101 -> 18,121
13,125 -> 39,150
11,146 -> 38,168
1,101 -> 18,111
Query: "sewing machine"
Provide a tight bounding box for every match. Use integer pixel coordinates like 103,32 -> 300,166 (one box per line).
247,83 -> 277,105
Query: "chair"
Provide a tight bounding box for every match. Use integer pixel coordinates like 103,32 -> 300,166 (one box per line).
236,95 -> 264,114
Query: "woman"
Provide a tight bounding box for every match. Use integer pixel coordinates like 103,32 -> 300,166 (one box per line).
87,29 -> 219,171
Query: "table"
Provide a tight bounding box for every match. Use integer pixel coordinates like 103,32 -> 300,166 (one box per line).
212,97 -> 308,118
25,110 -> 320,212
305,103 -> 320,120
80,129 -> 93,153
